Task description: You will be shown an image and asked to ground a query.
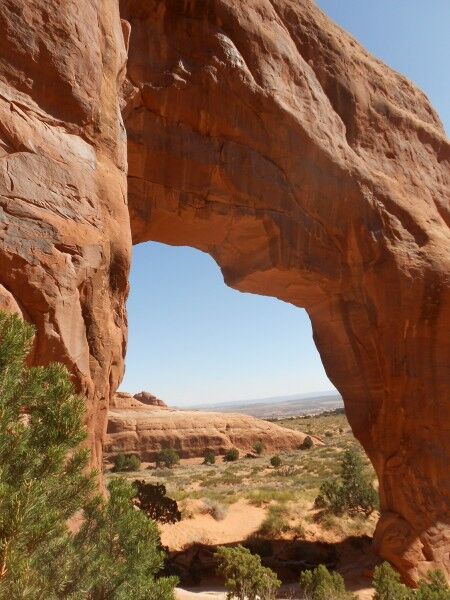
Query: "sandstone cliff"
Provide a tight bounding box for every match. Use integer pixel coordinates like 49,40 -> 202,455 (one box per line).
105,394 -> 319,461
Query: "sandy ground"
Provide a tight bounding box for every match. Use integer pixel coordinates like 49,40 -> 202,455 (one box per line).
164,499 -> 375,599
160,499 -> 266,550
175,584 -> 374,600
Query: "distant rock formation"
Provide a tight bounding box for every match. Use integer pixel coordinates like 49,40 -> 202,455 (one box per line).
105,394 -> 320,461
133,391 -> 167,408
110,391 -> 168,410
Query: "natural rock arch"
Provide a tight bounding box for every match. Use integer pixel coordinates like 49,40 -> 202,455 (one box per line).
121,0 -> 450,583
0,0 -> 448,585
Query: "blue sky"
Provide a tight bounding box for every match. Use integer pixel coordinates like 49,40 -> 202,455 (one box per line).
120,2 -> 449,406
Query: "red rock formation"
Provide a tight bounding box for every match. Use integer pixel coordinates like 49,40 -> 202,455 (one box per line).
120,0 -> 450,583
111,391 -> 168,409
133,390 -> 167,407
0,0 -> 131,468
0,0 -> 448,583
105,401 -> 320,461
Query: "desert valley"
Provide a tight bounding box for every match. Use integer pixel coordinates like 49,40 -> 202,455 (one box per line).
105,392 -> 378,598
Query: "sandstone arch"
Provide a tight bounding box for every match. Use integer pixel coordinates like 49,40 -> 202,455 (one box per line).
0,0 -> 448,585
121,0 -> 450,583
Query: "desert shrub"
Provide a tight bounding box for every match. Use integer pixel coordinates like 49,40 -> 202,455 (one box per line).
270,455 -> 282,468
247,488 -> 298,506
301,435 -> 314,450
258,504 -> 289,537
416,570 -> 450,599
277,465 -> 300,477
215,544 -> 280,600
215,470 -> 241,485
156,447 -> 180,468
0,311 -> 176,599
133,479 -> 181,524
203,449 -> 216,465
253,440 -> 265,455
112,452 -> 141,472
373,562 -> 412,600
202,498 -> 228,521
373,562 -> 450,600
315,449 -> 378,516
299,564 -> 356,599
293,521 -> 307,538
224,447 -> 240,462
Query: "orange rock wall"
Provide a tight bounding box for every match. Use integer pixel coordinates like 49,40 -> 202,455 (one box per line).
0,0 -> 131,467
121,0 -> 450,583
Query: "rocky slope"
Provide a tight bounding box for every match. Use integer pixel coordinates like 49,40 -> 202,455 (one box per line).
0,0 -> 448,581
105,393 -> 320,460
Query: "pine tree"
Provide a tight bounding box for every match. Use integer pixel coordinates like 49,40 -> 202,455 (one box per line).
0,312 -> 176,599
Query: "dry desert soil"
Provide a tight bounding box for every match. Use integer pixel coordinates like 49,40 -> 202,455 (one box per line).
105,410 -> 378,598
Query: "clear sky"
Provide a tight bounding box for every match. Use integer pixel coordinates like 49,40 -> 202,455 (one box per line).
119,2 -> 449,406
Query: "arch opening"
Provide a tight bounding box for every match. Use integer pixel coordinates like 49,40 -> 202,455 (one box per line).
120,241 -> 338,409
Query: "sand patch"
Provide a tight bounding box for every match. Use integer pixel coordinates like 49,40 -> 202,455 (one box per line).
160,499 -> 266,551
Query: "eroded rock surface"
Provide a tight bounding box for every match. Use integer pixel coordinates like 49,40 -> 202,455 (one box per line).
105,394 -> 320,461
0,0 -> 448,583
111,391 -> 168,409
121,0 -> 450,583
0,0 -> 131,467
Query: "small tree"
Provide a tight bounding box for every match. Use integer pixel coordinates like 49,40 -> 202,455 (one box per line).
156,447 -> 180,468
299,564 -> 356,600
215,545 -> 280,600
203,450 -> 216,465
224,448 -> 240,462
315,449 -> 378,516
253,440 -> 265,455
70,478 -> 177,599
301,435 -> 314,450
270,455 -> 282,468
372,562 -> 412,600
133,480 -> 181,524
0,311 -> 176,599
112,452 -> 141,472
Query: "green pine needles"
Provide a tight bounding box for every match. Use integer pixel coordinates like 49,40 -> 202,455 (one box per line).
0,311 -> 176,599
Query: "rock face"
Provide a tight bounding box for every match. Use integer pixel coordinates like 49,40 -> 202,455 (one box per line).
105,396 -> 320,461
0,0 -> 448,583
120,0 -> 450,583
0,0 -> 131,469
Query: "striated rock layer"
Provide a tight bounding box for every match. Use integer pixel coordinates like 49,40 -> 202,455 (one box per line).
121,0 -> 450,583
0,0 -> 448,583
105,394 -> 320,461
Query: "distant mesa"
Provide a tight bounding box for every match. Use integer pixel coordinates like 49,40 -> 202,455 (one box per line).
105,391 -> 322,462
